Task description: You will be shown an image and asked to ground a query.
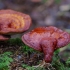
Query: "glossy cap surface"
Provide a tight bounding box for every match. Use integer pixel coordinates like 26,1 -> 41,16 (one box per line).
0,9 -> 31,34
22,26 -> 70,51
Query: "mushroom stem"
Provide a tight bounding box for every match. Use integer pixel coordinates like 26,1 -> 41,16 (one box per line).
41,38 -> 56,63
22,26 -> 70,63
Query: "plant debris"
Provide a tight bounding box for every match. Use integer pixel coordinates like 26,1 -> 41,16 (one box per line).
0,38 -> 70,70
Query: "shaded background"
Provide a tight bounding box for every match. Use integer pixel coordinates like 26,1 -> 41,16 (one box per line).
0,0 -> 70,30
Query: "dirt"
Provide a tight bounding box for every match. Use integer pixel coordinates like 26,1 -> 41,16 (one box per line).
0,43 -> 44,70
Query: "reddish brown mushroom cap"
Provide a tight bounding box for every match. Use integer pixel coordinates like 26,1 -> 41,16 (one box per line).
0,9 -> 31,34
22,26 -> 70,63
0,35 -> 9,41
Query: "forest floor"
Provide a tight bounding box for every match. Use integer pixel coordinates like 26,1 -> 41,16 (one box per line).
0,38 -> 70,70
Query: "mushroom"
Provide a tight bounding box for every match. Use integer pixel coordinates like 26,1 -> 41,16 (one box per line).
0,9 -> 31,34
22,26 -> 70,63
0,35 -> 9,41
0,9 -> 31,41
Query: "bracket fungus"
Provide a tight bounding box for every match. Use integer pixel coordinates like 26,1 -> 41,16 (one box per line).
0,9 -> 31,34
0,35 -> 9,41
22,26 -> 70,63
0,9 -> 31,41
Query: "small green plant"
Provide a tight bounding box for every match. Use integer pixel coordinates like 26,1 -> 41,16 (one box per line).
43,0 -> 47,3
6,38 -> 38,53
66,57 -> 70,67
0,52 -> 13,70
43,0 -> 61,4
21,44 -> 38,54
7,38 -> 23,46
52,49 -> 70,70
1,38 -> 70,70
55,0 -> 61,4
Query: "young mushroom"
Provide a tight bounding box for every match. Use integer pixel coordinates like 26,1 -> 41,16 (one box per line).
0,35 -> 9,41
0,9 -> 31,34
22,26 -> 70,63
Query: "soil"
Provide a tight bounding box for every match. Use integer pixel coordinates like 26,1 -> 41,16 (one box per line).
0,43 -> 44,70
